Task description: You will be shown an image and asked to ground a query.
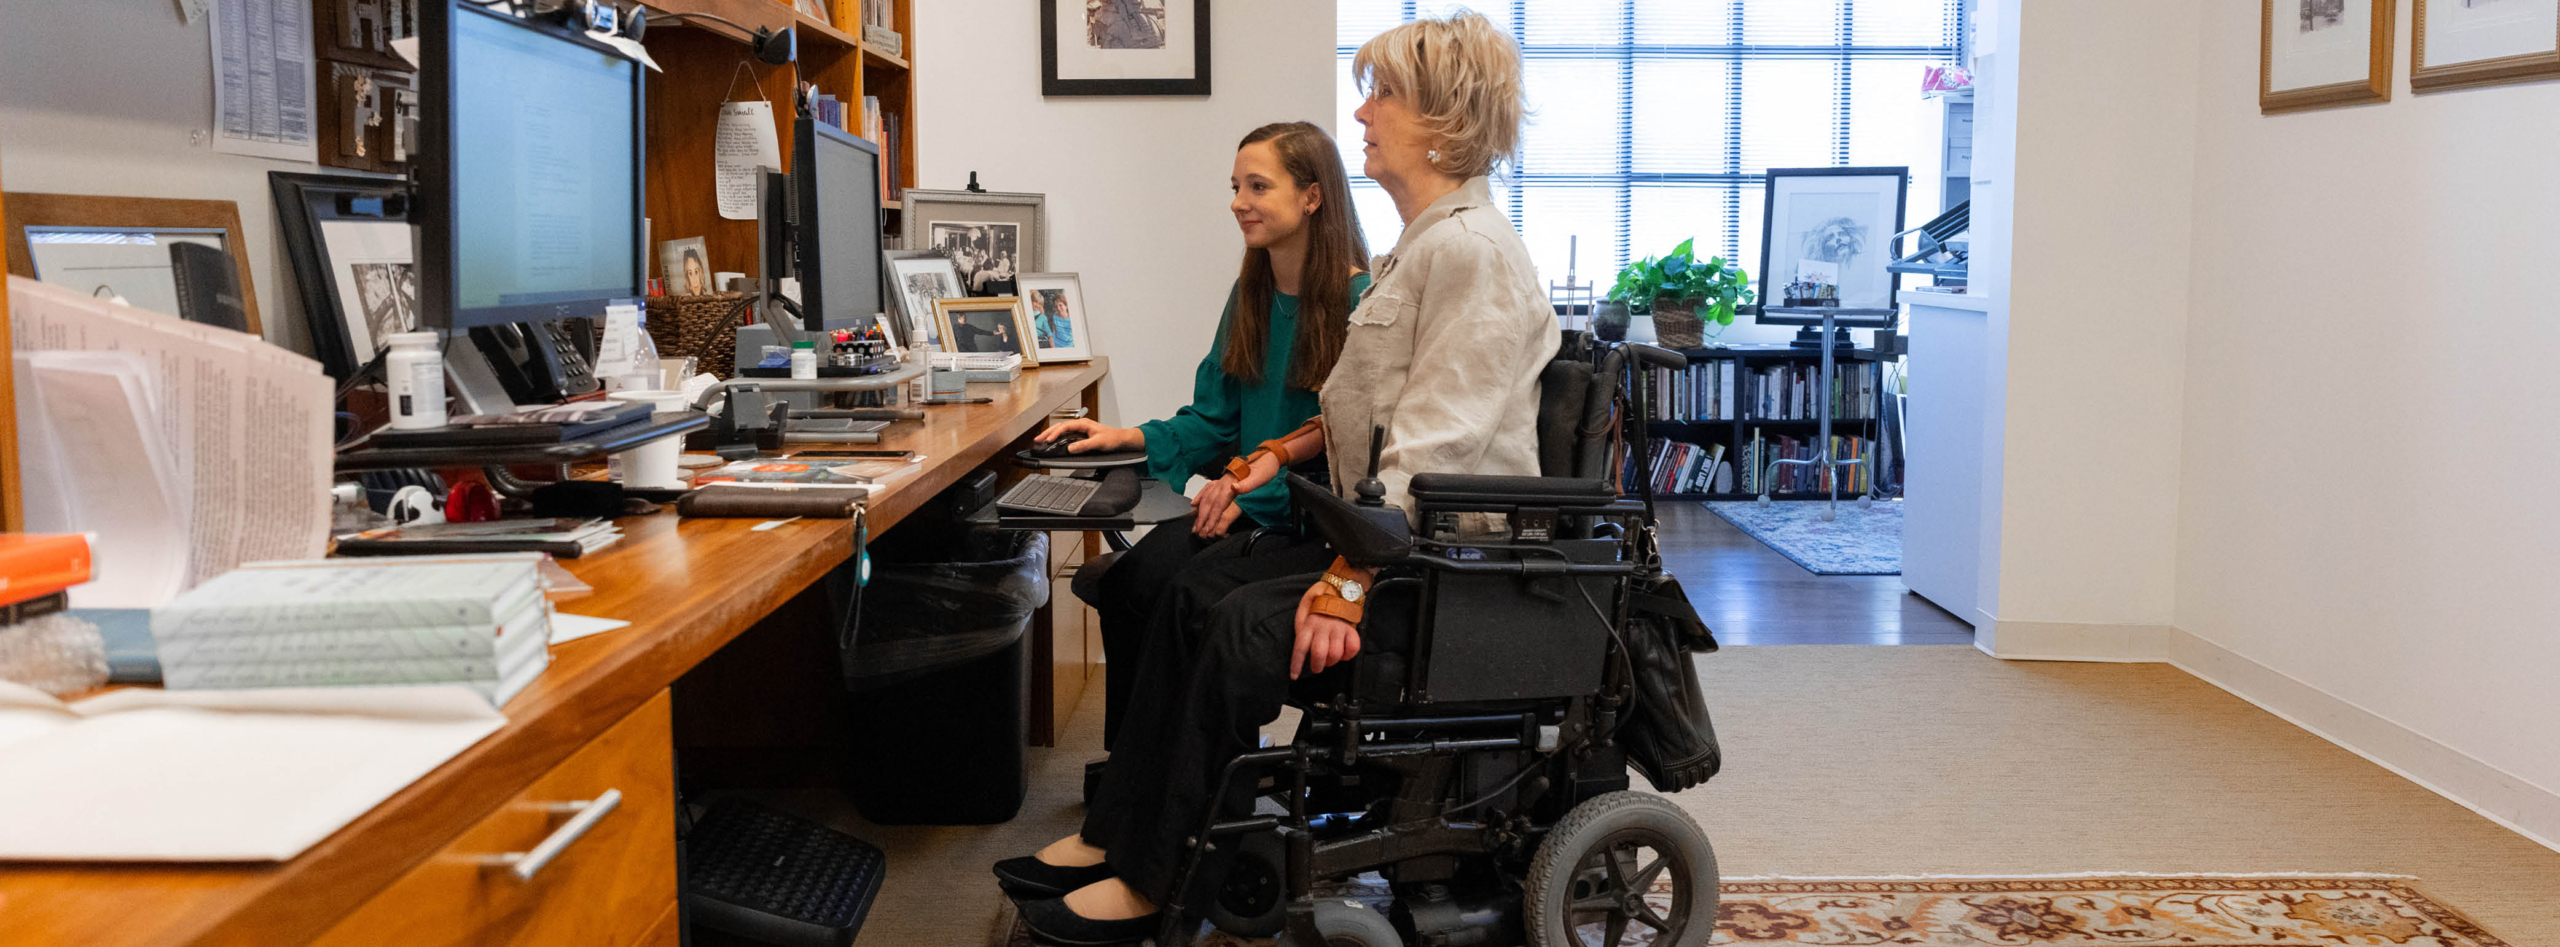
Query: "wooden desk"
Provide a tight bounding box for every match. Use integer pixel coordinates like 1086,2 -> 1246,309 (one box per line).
0,359 -> 1108,946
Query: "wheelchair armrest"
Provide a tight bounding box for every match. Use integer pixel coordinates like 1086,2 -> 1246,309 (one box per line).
1409,473 -> 1617,510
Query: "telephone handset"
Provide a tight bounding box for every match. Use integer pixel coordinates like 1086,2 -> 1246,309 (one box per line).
469,321 -> 599,405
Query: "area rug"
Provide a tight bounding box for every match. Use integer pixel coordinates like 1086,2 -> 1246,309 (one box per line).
1707,500 -> 1902,575
994,875 -> 2509,946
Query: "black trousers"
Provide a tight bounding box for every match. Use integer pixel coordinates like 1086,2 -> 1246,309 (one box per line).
1093,519 -> 1334,748
1080,571 -> 1412,906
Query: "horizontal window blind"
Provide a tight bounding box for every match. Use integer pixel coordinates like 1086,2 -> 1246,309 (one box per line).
1337,0 -> 1965,290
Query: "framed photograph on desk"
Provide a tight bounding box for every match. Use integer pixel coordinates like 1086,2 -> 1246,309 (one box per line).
886,249 -> 965,347
271,171 -> 416,380
3,192 -> 262,337
932,296 -> 1040,367
1019,272 -> 1093,363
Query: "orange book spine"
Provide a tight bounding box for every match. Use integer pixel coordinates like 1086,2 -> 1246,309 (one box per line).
0,533 -> 92,606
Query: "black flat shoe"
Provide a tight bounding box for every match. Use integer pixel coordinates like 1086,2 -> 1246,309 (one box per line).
993,856 -> 1117,900
1016,894 -> 1161,946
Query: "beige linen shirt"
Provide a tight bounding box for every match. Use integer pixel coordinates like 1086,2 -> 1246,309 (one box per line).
1319,176 -> 1560,526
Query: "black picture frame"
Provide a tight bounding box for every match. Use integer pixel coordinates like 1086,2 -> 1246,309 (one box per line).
270,170 -> 415,381
1751,166 -> 1909,325
1041,0 -> 1211,97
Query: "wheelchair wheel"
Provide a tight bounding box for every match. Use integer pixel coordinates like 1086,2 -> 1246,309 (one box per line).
1523,791 -> 1719,947
1199,832 -> 1287,937
1274,899 -> 1401,947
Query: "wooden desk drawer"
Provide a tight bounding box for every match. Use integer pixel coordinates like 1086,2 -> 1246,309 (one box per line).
313,690 -> 677,947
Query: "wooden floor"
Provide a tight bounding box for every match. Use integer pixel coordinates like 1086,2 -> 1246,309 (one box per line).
1653,502 -> 1977,646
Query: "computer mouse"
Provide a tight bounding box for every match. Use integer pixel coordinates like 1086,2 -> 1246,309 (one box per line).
1033,431 -> 1087,458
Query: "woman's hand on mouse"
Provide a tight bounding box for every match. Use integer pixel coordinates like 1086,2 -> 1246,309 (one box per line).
1035,419 -> 1142,454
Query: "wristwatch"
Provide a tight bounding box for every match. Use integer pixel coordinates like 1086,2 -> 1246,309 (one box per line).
1319,569 -> 1365,604
1310,557 -> 1367,624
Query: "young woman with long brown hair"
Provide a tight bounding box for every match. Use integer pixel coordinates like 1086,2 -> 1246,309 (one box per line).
1028,120 -> 1371,756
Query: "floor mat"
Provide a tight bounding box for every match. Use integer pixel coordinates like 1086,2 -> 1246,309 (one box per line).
1706,499 -> 1901,575
997,874 -> 2511,945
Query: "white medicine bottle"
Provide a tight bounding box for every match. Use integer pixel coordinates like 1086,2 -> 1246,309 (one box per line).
384,332 -> 447,430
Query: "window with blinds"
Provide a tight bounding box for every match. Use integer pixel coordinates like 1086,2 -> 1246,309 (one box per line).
1336,0 -> 1967,292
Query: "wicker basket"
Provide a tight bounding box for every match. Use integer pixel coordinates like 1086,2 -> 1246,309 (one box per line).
644,292 -> 749,380
1650,298 -> 1704,350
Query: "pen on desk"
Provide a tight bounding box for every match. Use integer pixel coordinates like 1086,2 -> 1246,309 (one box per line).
917,397 -> 993,405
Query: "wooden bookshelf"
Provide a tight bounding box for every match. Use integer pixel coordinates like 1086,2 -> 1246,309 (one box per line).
638,0 -> 914,281
1638,344 -> 1894,502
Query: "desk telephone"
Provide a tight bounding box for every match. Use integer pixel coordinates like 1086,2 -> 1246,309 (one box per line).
470,321 -> 599,405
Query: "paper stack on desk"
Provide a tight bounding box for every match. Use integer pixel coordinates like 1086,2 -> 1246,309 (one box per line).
0,680 -> 505,861
6,276 -> 332,609
152,557 -> 553,706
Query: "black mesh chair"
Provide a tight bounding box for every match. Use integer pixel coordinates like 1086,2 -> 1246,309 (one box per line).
1154,335 -> 1726,947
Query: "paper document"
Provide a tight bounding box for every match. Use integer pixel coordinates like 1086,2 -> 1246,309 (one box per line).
11,352 -> 192,607
8,277 -> 333,604
208,0 -> 315,162
0,681 -> 505,861
715,101 -> 782,220
549,612 -> 630,645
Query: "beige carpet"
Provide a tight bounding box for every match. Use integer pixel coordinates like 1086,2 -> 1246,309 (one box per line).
765,646 -> 2559,946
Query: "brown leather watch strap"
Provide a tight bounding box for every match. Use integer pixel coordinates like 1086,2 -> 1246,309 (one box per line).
1225,454 -> 1256,481
1308,592 -> 1364,625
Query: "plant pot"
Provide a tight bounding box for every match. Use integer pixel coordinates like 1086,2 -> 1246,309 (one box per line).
1651,297 -> 1704,349
1624,313 -> 1658,344
1591,300 -> 1631,342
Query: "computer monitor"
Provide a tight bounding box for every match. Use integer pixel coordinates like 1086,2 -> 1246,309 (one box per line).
416,0 -> 646,329
792,117 -> 886,333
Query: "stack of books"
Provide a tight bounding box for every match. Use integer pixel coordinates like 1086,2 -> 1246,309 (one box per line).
152,556 -> 553,706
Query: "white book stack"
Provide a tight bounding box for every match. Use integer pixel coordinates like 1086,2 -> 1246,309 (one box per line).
151,557 -> 553,706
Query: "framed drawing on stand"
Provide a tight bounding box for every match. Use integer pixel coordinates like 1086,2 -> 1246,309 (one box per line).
272,171 -> 416,381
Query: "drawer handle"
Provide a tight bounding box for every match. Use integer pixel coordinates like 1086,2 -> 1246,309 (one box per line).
478,789 -> 623,881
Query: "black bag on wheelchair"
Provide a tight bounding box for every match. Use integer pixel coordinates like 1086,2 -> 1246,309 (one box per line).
1618,572 -> 1723,793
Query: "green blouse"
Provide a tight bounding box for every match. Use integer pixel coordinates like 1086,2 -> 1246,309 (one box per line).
1139,273 -> 1371,528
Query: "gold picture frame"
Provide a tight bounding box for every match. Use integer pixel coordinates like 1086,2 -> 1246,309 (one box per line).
2262,0 -> 2396,114
932,296 -> 1041,368
2413,0 -> 2560,92
3,192 -> 263,335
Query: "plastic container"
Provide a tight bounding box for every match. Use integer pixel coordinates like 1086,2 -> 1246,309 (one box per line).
383,332 -> 446,430
790,340 -> 818,380
606,390 -> 688,489
842,526 -> 1048,825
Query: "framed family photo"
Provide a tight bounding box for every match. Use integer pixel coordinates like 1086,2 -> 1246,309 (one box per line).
933,296 -> 1040,368
2261,0 -> 2395,113
900,189 -> 1045,295
2413,0 -> 2560,92
1041,0 -> 1210,96
885,249 -> 965,346
1018,272 -> 1093,363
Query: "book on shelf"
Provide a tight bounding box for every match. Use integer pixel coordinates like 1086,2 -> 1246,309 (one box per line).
1738,428 -> 1876,495
861,0 -> 902,56
1640,360 -> 1740,422
151,556 -> 554,706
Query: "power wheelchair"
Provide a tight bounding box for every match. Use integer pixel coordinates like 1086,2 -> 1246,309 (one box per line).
1133,335 -> 1725,947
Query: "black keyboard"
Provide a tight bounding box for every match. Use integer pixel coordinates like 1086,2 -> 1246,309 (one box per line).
996,474 -> 1101,517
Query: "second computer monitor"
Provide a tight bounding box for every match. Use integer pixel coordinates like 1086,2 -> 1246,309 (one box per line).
795,118 -> 886,333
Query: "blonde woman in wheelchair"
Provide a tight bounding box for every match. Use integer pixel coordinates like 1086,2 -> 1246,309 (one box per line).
997,12 -> 1586,944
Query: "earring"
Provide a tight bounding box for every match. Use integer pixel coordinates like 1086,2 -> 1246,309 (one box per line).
1426,149 -> 1442,163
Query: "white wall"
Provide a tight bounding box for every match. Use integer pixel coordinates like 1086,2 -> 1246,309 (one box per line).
913,2 -> 1337,427
2176,0 -> 2560,824
0,0 -> 323,355
1974,0 -> 2198,640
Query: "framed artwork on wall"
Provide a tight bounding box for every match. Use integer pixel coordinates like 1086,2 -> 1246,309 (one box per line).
932,296 -> 1040,368
1041,0 -> 1210,96
2261,0 -> 2396,113
2413,0 -> 2560,92
1018,272 -> 1092,364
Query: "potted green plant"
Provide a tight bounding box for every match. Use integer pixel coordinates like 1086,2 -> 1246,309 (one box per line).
1607,238 -> 1754,349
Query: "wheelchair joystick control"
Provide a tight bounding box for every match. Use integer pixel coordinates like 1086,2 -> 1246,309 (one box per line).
1355,425 -> 1388,508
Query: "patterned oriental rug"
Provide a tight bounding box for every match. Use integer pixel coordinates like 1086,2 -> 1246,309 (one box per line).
996,875 -> 2511,946
1707,500 -> 1901,575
